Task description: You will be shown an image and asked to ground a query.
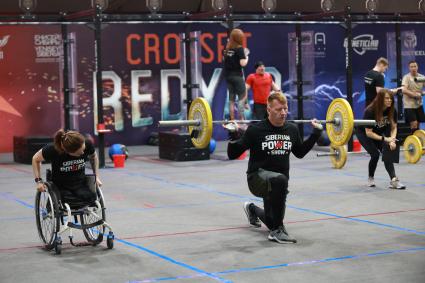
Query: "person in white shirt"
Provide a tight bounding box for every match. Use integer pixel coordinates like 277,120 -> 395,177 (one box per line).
402,61 -> 425,133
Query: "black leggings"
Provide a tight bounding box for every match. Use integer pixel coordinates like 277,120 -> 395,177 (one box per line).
356,130 -> 396,179
247,169 -> 289,231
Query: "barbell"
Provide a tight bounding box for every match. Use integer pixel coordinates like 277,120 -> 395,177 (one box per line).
317,130 -> 425,169
158,97 -> 377,149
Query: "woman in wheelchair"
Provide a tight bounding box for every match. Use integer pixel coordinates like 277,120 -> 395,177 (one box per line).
32,129 -> 101,200
32,129 -> 114,254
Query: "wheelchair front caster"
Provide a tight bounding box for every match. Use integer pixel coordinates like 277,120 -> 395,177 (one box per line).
107,232 -> 114,249
54,237 -> 62,255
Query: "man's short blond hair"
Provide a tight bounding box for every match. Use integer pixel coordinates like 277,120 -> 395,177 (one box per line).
377,57 -> 389,66
267,91 -> 288,105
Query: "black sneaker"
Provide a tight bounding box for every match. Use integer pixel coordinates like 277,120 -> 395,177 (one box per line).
268,225 -> 297,244
243,202 -> 261,228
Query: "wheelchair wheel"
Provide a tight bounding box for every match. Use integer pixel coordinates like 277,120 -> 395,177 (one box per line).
35,184 -> 60,250
81,187 -> 106,245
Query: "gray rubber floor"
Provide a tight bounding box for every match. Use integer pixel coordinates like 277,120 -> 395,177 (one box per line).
0,142 -> 424,283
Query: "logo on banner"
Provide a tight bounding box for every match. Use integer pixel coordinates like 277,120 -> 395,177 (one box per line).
404,32 -> 417,48
34,34 -> 63,63
299,32 -> 327,58
0,35 -> 10,60
344,34 -> 379,55
401,31 -> 425,56
314,32 -> 326,57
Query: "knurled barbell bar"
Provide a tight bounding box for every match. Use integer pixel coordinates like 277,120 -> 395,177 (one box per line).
159,118 -> 372,127
317,130 -> 425,169
158,97 -> 377,149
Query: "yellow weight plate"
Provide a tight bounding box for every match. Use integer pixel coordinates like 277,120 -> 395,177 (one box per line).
403,135 -> 422,164
413,129 -> 425,155
188,97 -> 213,149
326,98 -> 354,147
330,145 -> 347,169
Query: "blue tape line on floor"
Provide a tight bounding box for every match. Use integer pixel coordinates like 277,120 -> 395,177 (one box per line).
136,246 -> 425,282
0,192 -> 231,283
287,205 -> 425,235
2,173 -> 423,282
117,172 -> 425,235
113,169 -> 425,236
127,274 -> 203,283
116,238 -> 231,283
296,165 -> 425,187
214,246 -> 425,275
2,174 -> 423,236
0,192 -> 34,209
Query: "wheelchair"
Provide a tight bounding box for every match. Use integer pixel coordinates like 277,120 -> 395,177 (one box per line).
35,170 -> 114,254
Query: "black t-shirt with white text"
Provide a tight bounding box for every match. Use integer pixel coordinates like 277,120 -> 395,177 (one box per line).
42,140 -> 95,189
223,47 -> 246,77
227,119 -> 322,177
361,107 -> 397,136
364,70 -> 385,105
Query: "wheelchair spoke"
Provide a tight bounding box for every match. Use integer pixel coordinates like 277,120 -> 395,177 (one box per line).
36,191 -> 57,246
84,211 -> 100,237
81,205 -> 105,243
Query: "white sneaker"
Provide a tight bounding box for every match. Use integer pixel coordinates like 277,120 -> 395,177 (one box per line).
367,177 -> 376,187
389,177 -> 406,190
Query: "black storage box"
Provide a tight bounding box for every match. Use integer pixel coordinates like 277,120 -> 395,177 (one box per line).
13,136 -> 52,164
159,146 -> 210,161
158,131 -> 210,161
158,131 -> 193,148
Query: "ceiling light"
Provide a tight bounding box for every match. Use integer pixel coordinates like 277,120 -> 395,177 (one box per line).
91,0 -> 109,11
365,0 -> 379,14
212,0 -> 228,12
321,0 -> 334,13
262,0 -> 277,14
19,0 -> 37,13
146,0 -> 163,13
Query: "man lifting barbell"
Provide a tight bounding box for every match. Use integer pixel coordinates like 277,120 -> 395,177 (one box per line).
226,92 -> 323,244
355,89 -> 406,189
158,95 -> 379,242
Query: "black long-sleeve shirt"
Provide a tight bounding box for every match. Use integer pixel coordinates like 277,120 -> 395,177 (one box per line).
227,119 -> 322,177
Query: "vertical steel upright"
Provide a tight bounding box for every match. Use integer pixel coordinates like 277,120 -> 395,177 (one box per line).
395,22 -> 403,120
94,5 -> 105,167
61,24 -> 70,131
226,0 -> 234,34
345,6 -> 354,151
184,24 -> 193,114
295,23 -> 304,137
